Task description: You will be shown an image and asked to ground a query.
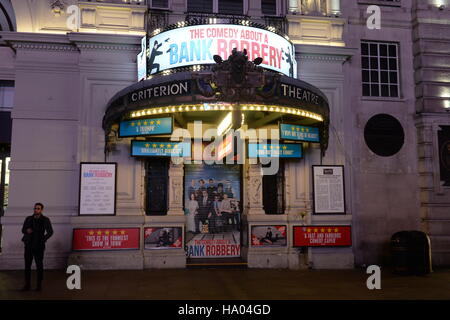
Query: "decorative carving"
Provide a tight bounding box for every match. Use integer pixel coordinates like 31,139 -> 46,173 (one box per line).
194,48 -> 266,102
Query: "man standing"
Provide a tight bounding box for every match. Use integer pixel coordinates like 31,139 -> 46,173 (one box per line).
21,203 -> 53,291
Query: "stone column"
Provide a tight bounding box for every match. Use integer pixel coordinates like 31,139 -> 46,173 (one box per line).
247,164 -> 265,215
327,0 -> 341,16
167,162 -> 184,215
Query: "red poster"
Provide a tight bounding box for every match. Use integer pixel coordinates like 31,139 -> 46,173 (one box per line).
293,226 -> 351,247
72,228 -> 140,250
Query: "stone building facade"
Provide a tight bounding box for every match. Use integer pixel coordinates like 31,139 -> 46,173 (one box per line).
0,0 -> 449,270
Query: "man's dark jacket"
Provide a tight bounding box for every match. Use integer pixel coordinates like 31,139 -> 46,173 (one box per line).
21,215 -> 53,249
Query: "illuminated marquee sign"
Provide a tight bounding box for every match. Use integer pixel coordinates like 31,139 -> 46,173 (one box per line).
147,24 -> 297,77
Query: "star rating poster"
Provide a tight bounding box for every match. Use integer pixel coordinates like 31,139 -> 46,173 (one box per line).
251,225 -> 287,247
248,143 -> 303,158
280,123 -> 320,143
144,227 -> 183,249
293,226 -> 352,247
131,141 -> 191,157
72,228 -> 140,250
119,117 -> 173,137
79,163 -> 117,215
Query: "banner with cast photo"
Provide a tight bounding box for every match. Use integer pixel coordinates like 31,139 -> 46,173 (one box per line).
251,225 -> 287,247
184,164 -> 241,258
144,227 -> 183,249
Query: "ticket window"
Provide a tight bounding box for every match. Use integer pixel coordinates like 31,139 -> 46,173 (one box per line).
145,158 -> 169,215
262,161 -> 285,215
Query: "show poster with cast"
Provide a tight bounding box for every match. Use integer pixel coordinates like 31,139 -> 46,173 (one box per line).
251,225 -> 287,247
144,227 -> 183,249
184,164 -> 241,258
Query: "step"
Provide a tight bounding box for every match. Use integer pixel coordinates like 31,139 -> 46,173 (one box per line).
186,258 -> 248,269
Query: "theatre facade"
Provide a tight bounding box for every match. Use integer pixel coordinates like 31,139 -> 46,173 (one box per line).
0,0 -> 363,270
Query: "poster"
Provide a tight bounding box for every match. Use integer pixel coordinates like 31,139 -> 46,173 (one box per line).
251,225 -> 287,247
184,164 -> 241,258
147,24 -> 297,77
79,163 -> 116,215
144,227 -> 183,249
312,165 -> 346,214
72,228 -> 140,251
293,226 -> 352,247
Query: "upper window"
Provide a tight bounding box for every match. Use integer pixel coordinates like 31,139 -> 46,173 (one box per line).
0,81 -> 14,111
187,0 -> 244,15
262,0 -> 277,15
361,41 -> 400,98
150,0 -> 170,9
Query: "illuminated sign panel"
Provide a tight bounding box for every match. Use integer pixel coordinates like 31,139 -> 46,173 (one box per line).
147,24 -> 297,77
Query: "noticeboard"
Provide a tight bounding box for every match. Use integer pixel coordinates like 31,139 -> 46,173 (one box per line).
312,165 -> 346,214
78,163 -> 117,216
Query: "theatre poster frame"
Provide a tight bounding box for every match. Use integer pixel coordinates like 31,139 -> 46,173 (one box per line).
78,162 -> 117,216
312,165 -> 346,215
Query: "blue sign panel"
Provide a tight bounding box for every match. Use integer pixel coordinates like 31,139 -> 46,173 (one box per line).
248,143 -> 303,158
131,141 -> 191,157
119,117 -> 172,137
280,124 -> 320,143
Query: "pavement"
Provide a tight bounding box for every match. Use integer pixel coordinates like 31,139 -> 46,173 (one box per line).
1,267 -> 450,300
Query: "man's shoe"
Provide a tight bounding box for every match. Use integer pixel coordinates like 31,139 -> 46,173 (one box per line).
20,285 -> 30,292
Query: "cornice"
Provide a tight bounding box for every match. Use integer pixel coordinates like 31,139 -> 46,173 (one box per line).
0,31 -> 142,52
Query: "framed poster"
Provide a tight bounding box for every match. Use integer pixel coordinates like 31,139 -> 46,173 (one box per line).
79,163 -> 117,216
293,225 -> 352,247
251,225 -> 287,247
312,165 -> 346,215
144,227 -> 183,250
72,228 -> 140,251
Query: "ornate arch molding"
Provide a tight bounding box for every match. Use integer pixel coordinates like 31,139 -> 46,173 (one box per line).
0,0 -> 16,31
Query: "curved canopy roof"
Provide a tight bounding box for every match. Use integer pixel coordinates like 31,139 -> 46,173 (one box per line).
103,70 -> 330,154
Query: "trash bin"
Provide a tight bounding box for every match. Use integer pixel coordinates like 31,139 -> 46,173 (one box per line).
391,231 -> 432,275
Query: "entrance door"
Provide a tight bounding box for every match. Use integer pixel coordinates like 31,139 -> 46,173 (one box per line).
184,164 -> 241,259
145,158 -> 169,215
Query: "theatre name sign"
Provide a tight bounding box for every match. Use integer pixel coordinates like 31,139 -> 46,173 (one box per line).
141,24 -> 297,78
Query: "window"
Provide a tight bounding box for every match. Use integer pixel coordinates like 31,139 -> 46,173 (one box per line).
262,0 -> 277,15
262,161 -> 285,214
150,0 -> 169,9
0,81 -> 14,111
187,0 -> 244,14
361,41 -> 400,98
145,158 -> 169,215
219,0 -> 243,14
